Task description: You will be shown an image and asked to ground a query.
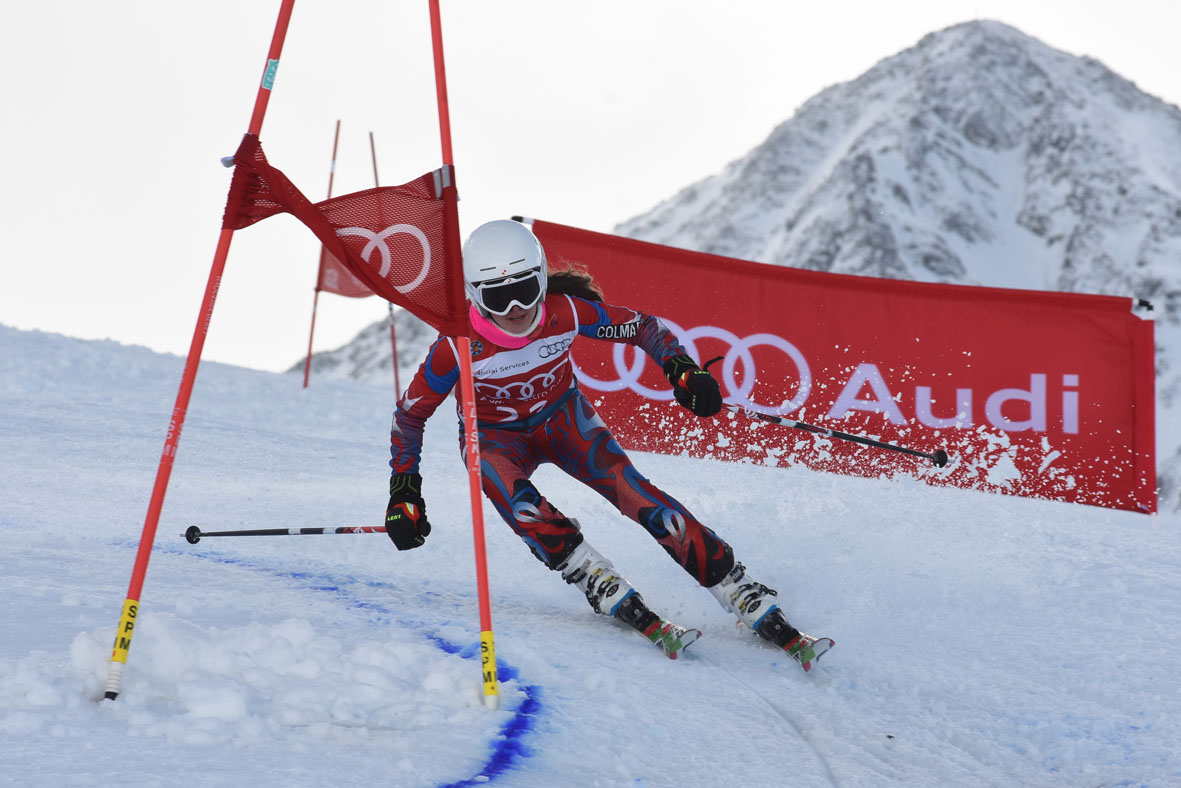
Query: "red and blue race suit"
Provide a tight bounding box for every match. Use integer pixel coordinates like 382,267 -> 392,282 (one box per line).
390,293 -> 735,587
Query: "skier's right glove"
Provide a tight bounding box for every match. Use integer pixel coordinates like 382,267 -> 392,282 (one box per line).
386,473 -> 431,551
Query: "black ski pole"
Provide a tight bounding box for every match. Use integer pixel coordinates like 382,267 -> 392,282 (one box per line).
184,525 -> 387,544
724,404 -> 949,467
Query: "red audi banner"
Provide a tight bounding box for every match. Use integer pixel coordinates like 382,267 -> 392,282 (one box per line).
223,134 -> 467,336
531,220 -> 1157,514
317,248 -> 374,298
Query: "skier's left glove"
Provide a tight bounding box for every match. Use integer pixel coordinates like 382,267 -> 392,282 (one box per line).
663,354 -> 723,418
386,473 -> 431,551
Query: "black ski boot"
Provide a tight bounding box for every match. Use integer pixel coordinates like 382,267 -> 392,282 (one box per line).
757,608 -> 834,672
615,593 -> 700,660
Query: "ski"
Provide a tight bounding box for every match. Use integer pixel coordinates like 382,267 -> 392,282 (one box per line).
740,612 -> 835,672
640,616 -> 701,660
780,633 -> 834,672
615,593 -> 701,659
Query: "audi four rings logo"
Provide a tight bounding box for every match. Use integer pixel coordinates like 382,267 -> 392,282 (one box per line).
573,321 -> 811,416
475,369 -> 559,399
538,337 -> 573,359
335,223 -> 430,293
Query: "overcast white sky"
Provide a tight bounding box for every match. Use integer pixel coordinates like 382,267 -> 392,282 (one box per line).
3,1 -> 1180,373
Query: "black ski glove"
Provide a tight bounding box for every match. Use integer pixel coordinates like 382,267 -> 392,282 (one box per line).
663,354 -> 723,418
386,473 -> 431,551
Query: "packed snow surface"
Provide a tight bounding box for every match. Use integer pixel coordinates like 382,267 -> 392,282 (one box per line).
2,324 -> 1178,787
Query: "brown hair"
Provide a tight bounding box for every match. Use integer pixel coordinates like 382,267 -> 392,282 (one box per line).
546,264 -> 604,303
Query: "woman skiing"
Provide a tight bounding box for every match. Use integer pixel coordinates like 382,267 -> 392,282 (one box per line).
384,219 -> 830,668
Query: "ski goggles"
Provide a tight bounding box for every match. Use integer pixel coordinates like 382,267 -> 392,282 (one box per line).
473,269 -> 544,315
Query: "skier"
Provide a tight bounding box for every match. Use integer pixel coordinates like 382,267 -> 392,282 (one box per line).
384,219 -> 830,668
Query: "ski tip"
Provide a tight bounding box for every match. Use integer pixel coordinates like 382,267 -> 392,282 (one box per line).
667,628 -> 702,660
800,638 -> 835,672
666,628 -> 699,661
641,617 -> 703,660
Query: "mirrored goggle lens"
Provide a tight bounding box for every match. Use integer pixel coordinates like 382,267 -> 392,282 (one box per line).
479,274 -> 542,315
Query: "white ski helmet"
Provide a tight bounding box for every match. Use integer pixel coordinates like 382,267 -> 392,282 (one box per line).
462,219 -> 548,333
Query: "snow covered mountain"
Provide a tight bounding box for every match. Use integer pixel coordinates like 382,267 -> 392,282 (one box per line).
619,20 -> 1181,306
298,20 -> 1181,511
289,306 -> 435,386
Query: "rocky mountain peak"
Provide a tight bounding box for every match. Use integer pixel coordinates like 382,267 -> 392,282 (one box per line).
616,19 -> 1181,317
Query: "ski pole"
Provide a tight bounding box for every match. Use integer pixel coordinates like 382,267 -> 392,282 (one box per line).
184,525 -> 386,544
724,403 -> 949,467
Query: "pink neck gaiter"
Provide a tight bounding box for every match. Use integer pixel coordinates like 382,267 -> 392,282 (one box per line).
469,303 -> 545,349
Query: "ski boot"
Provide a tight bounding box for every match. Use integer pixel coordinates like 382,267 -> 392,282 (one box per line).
615,593 -> 700,660
556,539 -> 636,616
708,562 -> 833,671
557,539 -> 700,659
756,609 -> 834,672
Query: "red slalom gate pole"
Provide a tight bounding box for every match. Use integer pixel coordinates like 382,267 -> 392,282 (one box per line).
103,0 -> 297,701
427,0 -> 500,709
302,289 -> 320,388
303,119 -> 343,388
388,303 -> 401,393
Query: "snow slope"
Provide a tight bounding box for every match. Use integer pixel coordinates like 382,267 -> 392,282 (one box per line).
2,323 -> 1179,787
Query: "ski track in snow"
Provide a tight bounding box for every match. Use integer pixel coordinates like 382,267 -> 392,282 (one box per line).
2,323 -> 1180,788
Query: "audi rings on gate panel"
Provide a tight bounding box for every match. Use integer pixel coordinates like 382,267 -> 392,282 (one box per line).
335,223 -> 431,292
572,320 -> 811,416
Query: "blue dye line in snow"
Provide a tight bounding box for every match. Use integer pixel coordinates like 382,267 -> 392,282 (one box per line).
154,543 -> 541,786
